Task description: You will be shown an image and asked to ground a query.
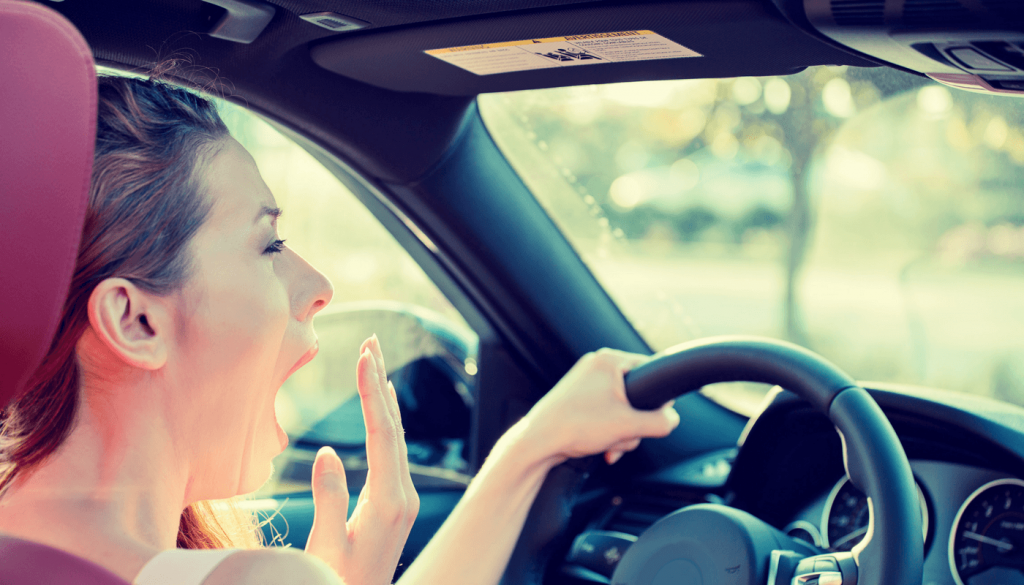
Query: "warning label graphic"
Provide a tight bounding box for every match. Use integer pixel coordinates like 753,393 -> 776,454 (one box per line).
536,48 -> 602,62
425,30 -> 702,76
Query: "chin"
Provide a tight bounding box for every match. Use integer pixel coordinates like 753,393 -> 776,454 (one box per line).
237,432 -> 287,495
237,459 -> 278,496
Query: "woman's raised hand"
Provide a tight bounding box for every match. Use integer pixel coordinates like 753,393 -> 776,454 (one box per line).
305,335 -> 419,584
520,348 -> 680,466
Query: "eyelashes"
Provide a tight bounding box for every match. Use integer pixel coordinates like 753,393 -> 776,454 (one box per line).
264,239 -> 287,255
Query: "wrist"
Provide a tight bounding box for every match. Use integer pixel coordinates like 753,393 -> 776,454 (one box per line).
491,415 -> 565,475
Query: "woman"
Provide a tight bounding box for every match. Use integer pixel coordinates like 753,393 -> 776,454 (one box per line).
0,75 -> 679,584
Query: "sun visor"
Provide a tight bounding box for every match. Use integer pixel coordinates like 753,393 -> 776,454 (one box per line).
310,1 -> 876,96
795,0 -> 1024,96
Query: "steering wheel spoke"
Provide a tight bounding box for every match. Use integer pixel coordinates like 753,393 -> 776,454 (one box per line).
771,551 -> 858,585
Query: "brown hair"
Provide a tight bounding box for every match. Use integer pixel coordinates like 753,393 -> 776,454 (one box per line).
0,75 -> 261,548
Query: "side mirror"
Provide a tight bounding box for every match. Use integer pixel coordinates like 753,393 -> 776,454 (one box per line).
392,353 -> 474,442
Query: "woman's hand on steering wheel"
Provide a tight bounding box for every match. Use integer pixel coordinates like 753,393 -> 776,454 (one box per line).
521,349 -> 680,467
305,335 -> 419,584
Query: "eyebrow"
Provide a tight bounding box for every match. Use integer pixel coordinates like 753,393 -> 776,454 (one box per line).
256,206 -> 283,224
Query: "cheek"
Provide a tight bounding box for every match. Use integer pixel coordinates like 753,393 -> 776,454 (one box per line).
194,266 -> 291,376
179,271 -> 291,497
177,263 -> 290,453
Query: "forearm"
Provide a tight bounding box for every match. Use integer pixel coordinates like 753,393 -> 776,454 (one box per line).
397,419 -> 557,585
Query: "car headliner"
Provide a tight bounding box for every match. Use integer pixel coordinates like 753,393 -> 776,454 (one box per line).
50,0 -> 877,184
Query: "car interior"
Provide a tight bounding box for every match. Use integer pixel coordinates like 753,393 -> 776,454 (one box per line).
3,0 -> 1024,584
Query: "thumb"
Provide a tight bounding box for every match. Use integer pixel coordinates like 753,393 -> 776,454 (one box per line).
311,446 -> 350,535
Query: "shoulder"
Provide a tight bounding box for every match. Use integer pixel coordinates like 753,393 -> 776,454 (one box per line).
203,548 -> 340,585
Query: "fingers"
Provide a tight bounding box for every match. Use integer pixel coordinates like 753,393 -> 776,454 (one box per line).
634,402 -> 681,438
603,401 -> 678,465
367,336 -> 390,405
387,382 -> 415,487
307,338 -> 416,585
367,338 -> 400,446
356,345 -> 402,496
604,436 -> 643,465
362,337 -> 410,485
368,337 -> 420,528
606,437 -> 643,453
310,446 -> 350,544
358,336 -> 418,528
592,348 -> 649,373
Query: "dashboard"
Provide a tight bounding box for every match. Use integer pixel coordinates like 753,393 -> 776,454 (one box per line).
789,460 -> 1020,585
562,384 -> 1024,585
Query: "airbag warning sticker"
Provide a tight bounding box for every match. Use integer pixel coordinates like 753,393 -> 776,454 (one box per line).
425,30 -> 701,76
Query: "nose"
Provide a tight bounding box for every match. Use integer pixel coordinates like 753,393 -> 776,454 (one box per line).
290,249 -> 334,322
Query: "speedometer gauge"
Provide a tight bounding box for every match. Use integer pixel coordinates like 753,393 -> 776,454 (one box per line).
950,478 -> 1024,585
821,476 -> 929,552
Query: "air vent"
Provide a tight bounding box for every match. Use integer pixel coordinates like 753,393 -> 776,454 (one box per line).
902,0 -> 975,27
299,12 -> 368,32
831,0 -> 885,26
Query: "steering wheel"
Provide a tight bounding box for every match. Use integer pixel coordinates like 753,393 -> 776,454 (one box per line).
502,337 -> 923,585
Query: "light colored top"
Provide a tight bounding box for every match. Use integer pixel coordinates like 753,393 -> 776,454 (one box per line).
133,548 -> 240,585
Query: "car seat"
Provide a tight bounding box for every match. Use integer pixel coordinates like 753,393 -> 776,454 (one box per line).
0,1 -> 128,582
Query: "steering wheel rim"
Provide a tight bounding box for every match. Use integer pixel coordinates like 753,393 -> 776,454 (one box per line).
501,336 -> 923,585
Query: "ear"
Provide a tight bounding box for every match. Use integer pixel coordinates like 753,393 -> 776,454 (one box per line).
86,278 -> 170,370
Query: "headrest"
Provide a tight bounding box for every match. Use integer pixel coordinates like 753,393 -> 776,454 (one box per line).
0,0 -> 96,408
0,534 -> 127,584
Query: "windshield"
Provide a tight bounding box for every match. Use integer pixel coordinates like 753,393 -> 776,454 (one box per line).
479,66 -> 1024,414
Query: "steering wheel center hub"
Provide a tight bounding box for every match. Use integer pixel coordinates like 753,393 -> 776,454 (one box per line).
611,504 -> 793,585
653,559 -> 702,584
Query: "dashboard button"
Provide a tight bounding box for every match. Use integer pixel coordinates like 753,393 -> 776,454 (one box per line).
813,558 -> 839,572
566,530 -> 638,578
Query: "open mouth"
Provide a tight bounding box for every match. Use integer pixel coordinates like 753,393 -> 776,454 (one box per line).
284,340 -> 319,380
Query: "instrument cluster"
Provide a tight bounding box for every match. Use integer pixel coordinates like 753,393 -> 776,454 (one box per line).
787,463 -> 1024,585
949,478 -> 1024,585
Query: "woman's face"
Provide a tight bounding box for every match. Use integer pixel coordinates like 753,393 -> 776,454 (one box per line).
170,138 -> 333,500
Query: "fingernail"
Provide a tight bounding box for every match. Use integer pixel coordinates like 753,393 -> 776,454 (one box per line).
317,446 -> 342,473
607,451 -> 624,465
375,336 -> 385,361
666,408 -> 681,427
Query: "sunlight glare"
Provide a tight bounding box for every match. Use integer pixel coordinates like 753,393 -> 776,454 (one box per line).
916,85 -> 953,116
822,78 -> 856,118
764,78 -> 792,115
603,81 -> 676,108
669,158 -> 700,190
609,174 -> 647,209
732,78 -> 762,106
824,145 -> 887,191
984,116 -> 1009,150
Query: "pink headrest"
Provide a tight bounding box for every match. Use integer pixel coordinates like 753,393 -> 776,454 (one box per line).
0,534 -> 128,584
0,0 -> 96,408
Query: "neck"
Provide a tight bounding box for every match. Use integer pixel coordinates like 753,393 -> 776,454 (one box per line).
0,373 -> 188,575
